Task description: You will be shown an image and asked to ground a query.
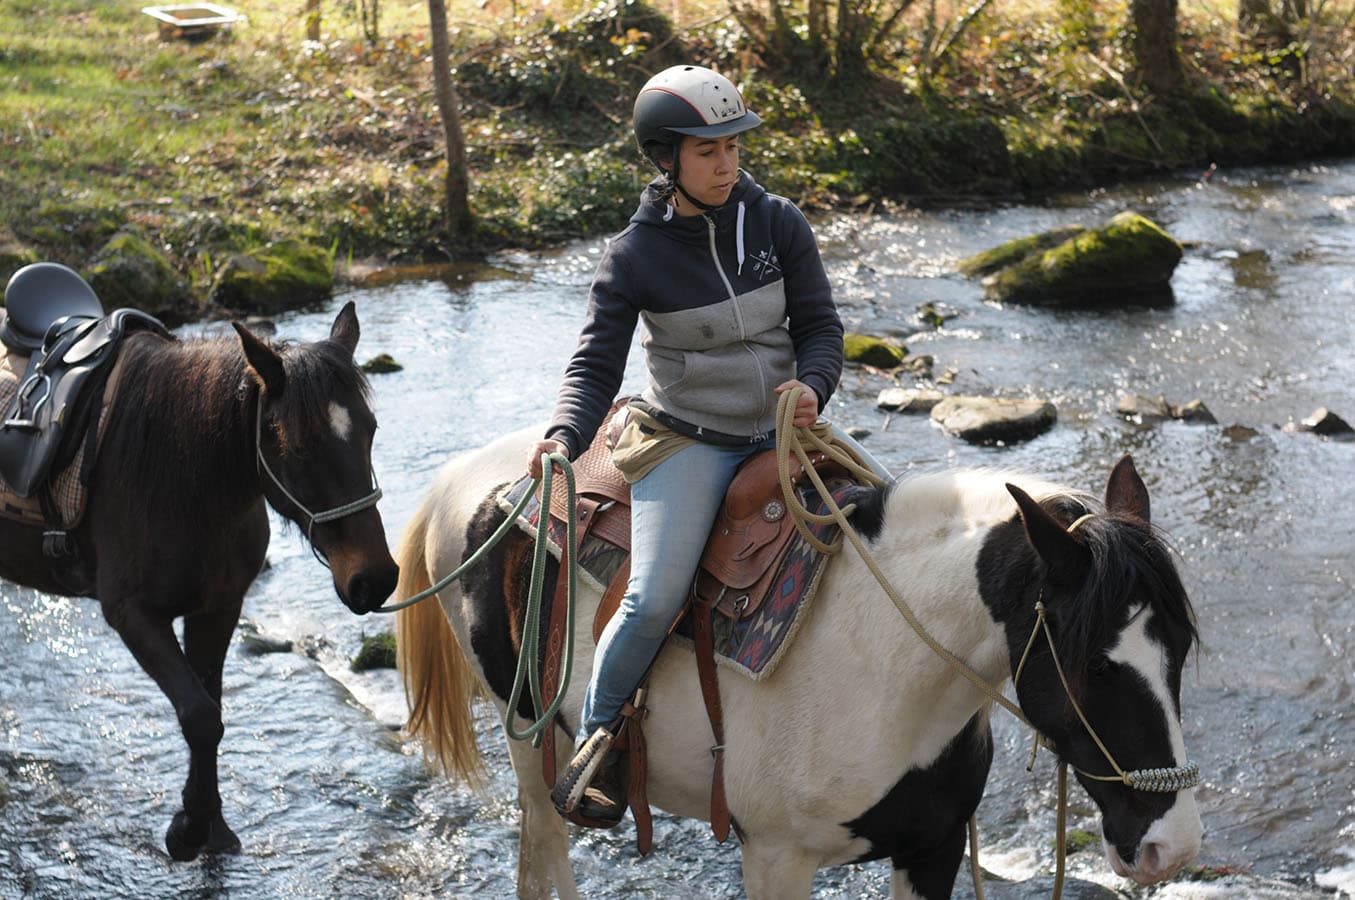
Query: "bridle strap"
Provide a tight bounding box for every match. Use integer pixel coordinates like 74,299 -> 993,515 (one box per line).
253,399 -> 382,566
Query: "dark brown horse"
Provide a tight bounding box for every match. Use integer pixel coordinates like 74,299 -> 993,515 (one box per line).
0,301 -> 399,861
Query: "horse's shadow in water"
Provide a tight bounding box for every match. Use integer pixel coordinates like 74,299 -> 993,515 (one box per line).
0,302 -> 399,861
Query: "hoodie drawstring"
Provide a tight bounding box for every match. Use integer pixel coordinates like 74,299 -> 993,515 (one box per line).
736,201 -> 746,276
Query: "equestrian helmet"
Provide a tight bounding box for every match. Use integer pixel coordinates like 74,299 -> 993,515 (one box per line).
632,65 -> 762,153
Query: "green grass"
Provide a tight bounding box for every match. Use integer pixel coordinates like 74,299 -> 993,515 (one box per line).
2,0 -> 1352,297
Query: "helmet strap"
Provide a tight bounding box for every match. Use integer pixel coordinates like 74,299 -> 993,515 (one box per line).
666,146 -> 722,213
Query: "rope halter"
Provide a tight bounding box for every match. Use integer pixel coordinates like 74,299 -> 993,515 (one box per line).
253,399 -> 383,568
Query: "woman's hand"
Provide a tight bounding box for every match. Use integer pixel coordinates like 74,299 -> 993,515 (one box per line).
526,439 -> 569,480
774,380 -> 821,429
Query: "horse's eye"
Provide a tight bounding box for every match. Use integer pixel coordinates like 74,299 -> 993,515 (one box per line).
1089,657 -> 1116,677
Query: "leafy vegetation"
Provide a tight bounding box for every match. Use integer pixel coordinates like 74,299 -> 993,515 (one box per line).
1,0 -> 1352,300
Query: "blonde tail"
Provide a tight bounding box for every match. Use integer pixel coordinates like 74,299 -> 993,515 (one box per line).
394,500 -> 486,786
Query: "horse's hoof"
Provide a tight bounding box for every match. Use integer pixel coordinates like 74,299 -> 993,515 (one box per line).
206,814 -> 242,854
165,811 -> 206,862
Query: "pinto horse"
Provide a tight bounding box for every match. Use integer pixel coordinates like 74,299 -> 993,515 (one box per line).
395,426 -> 1201,899
0,302 -> 399,861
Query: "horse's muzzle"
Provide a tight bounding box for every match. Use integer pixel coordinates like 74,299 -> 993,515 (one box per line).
342,562 -> 400,614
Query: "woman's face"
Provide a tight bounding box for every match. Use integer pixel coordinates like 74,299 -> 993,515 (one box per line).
670,135 -> 740,213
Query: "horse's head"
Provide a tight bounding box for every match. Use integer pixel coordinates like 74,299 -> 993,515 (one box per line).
233,301 -> 399,614
1000,456 -> 1202,885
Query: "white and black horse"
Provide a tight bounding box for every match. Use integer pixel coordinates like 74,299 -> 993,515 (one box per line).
394,425 -> 1201,898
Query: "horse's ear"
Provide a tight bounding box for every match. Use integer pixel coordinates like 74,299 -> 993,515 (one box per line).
329,300 -> 359,357
232,321 -> 287,396
1006,483 -> 1091,581
1105,454 -> 1151,524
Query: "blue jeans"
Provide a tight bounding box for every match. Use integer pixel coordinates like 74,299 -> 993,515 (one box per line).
577,437 -> 772,743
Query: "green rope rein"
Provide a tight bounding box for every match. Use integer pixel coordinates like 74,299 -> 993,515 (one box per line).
372,452 -> 580,747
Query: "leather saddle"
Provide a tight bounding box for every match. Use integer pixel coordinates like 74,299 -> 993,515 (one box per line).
539,401 -> 853,636
0,263 -> 170,503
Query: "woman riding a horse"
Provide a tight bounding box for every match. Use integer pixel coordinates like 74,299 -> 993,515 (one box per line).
524,63 -> 845,826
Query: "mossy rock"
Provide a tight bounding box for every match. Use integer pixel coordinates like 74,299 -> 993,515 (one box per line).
85,231 -> 196,322
208,239 -> 332,315
985,212 -> 1183,306
958,225 -> 1087,277
1060,828 -> 1099,855
361,353 -> 403,374
844,333 -> 905,368
351,631 -> 397,672
0,224 -> 39,287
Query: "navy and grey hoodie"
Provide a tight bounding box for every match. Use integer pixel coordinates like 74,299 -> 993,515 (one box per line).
546,170 -> 843,459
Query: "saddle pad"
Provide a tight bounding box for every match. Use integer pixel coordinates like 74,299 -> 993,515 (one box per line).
499,472 -> 863,683
0,346 -> 109,529
674,483 -> 861,681
497,476 -> 628,594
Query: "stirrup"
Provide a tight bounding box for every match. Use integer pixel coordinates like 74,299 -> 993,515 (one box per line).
551,724 -> 615,816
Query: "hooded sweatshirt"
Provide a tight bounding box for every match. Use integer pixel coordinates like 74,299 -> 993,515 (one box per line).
546,170 -> 843,460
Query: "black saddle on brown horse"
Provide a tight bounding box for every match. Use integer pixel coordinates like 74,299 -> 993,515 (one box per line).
0,263 -> 170,552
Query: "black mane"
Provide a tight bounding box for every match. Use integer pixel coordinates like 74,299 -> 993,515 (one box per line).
1045,505 -> 1198,686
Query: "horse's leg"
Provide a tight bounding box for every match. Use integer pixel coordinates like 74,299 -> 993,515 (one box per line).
182,598 -> 245,854
889,822 -> 969,900
740,842 -> 819,900
102,596 -> 224,861
504,724 -> 579,900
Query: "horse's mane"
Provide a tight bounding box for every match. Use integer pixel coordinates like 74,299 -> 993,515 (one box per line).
106,330 -> 369,519
1051,510 -> 1199,682
272,337 -> 372,436
874,467 -> 1198,682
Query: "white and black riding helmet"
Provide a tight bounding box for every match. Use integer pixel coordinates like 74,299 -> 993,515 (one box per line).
633,65 -> 761,208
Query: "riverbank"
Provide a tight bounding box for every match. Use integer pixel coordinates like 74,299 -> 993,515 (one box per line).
3,0 -> 1354,320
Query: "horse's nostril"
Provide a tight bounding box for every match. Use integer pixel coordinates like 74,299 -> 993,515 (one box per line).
1140,841 -> 1163,875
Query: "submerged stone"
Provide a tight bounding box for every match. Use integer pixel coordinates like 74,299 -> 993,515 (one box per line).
930,396 -> 1057,444
351,632 -> 398,672
976,212 -> 1182,306
844,333 -> 906,368
362,353 -> 403,374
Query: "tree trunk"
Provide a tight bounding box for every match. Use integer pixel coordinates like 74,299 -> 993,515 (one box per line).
426,0 -> 473,239
305,0 -> 321,40
835,0 -> 871,81
1130,0 -> 1184,93
1238,0 -> 1270,35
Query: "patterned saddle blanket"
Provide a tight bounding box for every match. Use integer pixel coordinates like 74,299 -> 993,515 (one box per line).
498,403 -> 872,681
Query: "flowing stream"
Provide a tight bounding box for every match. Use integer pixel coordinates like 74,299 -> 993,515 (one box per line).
1,160 -> 1353,899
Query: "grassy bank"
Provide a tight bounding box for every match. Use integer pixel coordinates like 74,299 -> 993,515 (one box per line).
2,0 -> 1353,306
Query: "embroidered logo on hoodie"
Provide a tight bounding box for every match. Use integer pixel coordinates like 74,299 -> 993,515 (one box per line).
750,247 -> 781,281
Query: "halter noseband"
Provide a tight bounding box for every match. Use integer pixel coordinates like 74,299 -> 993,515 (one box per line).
1012,513 -> 1201,794
253,399 -> 382,567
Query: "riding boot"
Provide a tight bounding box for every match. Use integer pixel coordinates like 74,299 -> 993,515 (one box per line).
551,724 -> 627,827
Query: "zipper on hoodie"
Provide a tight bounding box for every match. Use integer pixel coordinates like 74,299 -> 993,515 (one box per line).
705,213 -> 770,435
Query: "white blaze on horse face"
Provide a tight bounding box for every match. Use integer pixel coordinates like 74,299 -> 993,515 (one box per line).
1104,606 -> 1203,884
328,402 -> 353,442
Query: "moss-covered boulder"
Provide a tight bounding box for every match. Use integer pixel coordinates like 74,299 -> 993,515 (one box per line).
361,353 -> 403,374
0,224 -> 39,286
84,231 -> 195,322
351,631 -> 397,672
958,225 -> 1087,277
976,212 -> 1183,306
844,333 -> 905,368
208,239 -> 332,315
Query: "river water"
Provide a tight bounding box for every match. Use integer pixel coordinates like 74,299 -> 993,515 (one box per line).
1,160 -> 1353,899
